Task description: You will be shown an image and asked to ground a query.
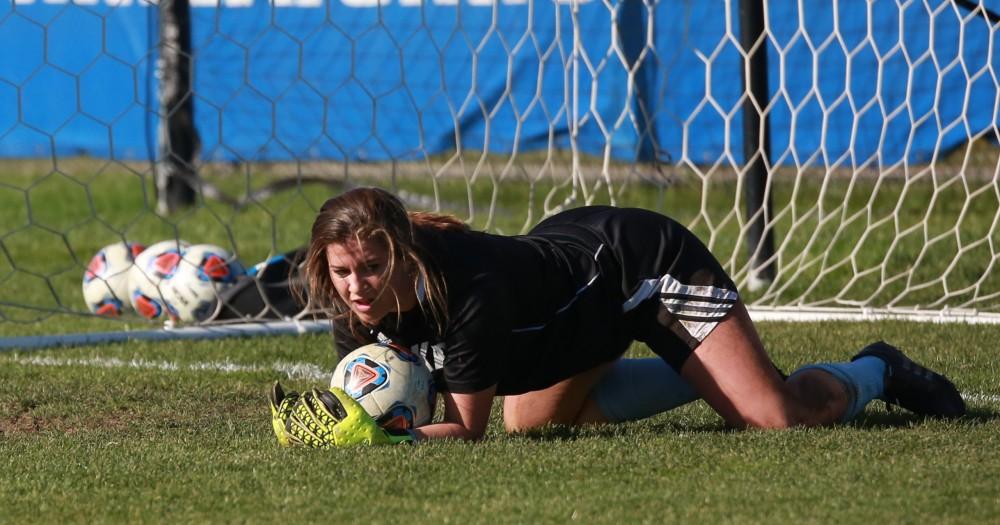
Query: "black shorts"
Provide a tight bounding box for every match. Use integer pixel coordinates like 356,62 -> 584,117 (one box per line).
531,206 -> 739,371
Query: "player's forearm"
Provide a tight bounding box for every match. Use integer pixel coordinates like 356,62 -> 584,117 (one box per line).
412,422 -> 486,441
414,386 -> 495,441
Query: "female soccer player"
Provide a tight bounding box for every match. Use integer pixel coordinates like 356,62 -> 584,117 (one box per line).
271,187 -> 965,446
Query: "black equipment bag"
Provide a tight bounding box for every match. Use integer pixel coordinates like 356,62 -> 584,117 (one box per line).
212,248 -> 308,321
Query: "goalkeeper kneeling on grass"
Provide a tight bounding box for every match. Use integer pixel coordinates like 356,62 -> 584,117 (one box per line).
269,187 -> 966,447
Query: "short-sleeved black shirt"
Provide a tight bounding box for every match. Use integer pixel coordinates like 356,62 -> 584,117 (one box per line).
334,206 -> 736,396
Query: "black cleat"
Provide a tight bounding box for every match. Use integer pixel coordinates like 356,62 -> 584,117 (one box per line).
852,341 -> 966,418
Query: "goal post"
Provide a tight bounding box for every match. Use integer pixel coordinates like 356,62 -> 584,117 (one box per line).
740,0 -> 777,289
3,0 -> 1000,345
156,0 -> 200,214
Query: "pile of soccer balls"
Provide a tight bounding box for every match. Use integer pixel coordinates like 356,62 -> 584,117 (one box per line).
82,240 -> 245,323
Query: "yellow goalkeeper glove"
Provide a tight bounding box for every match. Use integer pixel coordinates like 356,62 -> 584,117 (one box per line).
268,381 -> 299,447
269,382 -> 415,448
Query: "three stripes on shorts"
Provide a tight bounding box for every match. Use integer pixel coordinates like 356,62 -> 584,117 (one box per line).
623,274 -> 738,342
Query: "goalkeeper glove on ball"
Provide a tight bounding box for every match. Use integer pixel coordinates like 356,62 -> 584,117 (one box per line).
268,381 -> 300,447
269,382 -> 415,447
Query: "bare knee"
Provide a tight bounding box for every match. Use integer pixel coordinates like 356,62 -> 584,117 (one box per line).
503,397 -> 595,433
722,378 -> 839,429
729,404 -> 798,429
502,397 -> 566,433
724,378 -> 847,429
504,417 -> 535,434
502,407 -> 532,433
502,364 -> 612,433
503,410 -> 562,433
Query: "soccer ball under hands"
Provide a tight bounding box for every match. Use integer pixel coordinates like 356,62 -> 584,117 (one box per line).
331,343 -> 435,430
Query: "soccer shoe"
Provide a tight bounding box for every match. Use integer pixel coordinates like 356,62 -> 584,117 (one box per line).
852,341 -> 966,418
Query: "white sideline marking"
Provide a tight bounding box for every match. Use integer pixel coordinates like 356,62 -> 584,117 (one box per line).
962,393 -> 1000,405
6,355 -> 329,381
6,355 -> 1000,406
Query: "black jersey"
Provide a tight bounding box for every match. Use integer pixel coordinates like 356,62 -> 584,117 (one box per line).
334,206 -> 738,396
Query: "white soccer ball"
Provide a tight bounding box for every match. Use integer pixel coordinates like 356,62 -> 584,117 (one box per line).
160,244 -> 245,323
82,241 -> 146,316
331,343 -> 435,430
127,239 -> 190,320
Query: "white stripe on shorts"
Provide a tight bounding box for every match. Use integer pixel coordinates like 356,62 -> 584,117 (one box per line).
622,273 -> 737,342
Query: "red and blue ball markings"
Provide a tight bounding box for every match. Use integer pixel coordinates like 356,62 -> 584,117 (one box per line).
83,251 -> 107,283
343,356 -> 390,399
150,250 -> 182,279
94,298 -> 124,317
132,248 -> 182,320
376,404 -> 415,431
197,253 -> 238,283
132,291 -> 164,319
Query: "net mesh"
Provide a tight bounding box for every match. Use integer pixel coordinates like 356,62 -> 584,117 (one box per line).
2,0 -> 1000,335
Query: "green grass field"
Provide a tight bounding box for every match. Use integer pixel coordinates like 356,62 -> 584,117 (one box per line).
2,157 -> 1000,522
2,322 -> 998,522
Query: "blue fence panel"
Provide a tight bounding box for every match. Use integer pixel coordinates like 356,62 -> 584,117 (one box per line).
0,0 -> 154,159
1,0 -> 998,165
190,0 -> 634,162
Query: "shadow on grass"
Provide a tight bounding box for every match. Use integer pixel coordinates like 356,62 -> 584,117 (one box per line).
510,407 -> 1000,442
512,420 -> 728,442
848,405 -> 1000,429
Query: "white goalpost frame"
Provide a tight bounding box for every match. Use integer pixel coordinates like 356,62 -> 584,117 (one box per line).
4,306 -> 1000,352
0,320 -> 332,352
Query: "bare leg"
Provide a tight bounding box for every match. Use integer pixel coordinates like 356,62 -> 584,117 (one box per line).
503,362 -> 613,432
679,301 -> 849,428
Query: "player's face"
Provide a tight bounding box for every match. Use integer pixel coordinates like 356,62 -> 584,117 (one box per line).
326,238 -> 416,325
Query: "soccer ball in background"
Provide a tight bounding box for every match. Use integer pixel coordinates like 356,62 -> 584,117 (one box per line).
331,343 -> 435,430
82,241 -> 146,316
127,239 -> 190,320
160,244 -> 245,323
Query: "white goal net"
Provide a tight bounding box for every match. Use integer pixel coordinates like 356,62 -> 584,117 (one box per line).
3,0 -> 1000,342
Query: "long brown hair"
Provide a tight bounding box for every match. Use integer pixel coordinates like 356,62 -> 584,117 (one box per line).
304,187 -> 467,338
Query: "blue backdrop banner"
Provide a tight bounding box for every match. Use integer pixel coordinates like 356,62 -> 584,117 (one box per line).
1,0 -> 998,165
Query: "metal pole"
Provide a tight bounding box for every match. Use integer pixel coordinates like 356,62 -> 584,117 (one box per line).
156,0 -> 199,214
739,0 -> 775,288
